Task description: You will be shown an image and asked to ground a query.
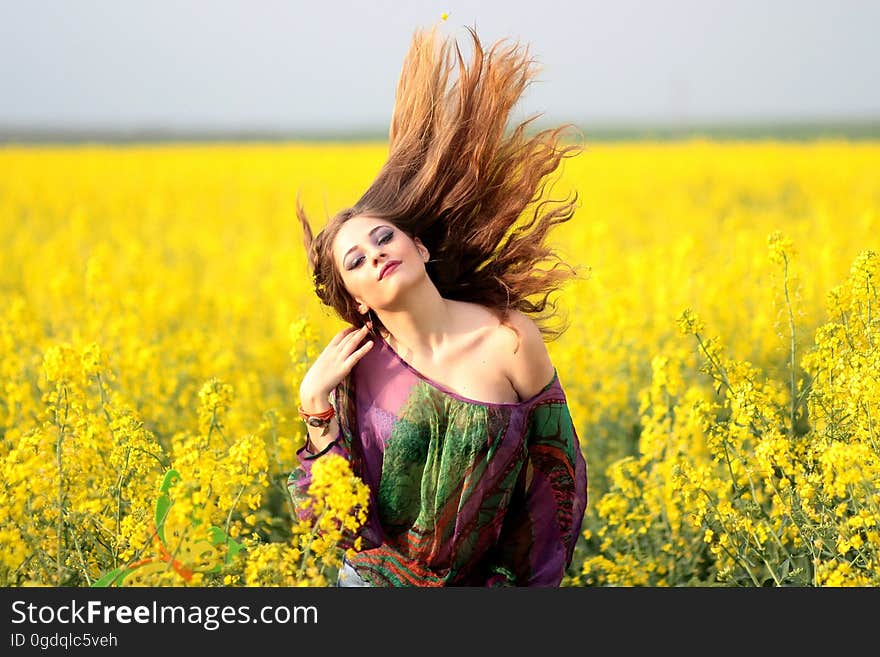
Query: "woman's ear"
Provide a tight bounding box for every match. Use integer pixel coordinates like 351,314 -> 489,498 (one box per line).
350,293 -> 368,315
414,237 -> 429,262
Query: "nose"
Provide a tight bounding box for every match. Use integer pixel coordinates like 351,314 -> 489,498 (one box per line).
367,243 -> 388,266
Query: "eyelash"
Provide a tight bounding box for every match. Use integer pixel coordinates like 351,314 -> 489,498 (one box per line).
348,231 -> 393,269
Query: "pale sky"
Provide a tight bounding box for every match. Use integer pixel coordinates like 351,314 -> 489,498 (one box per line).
1,0 -> 878,133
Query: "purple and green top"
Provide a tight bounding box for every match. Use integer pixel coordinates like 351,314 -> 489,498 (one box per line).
287,333 -> 588,586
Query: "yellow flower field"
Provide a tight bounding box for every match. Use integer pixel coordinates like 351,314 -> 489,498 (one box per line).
1,139 -> 878,586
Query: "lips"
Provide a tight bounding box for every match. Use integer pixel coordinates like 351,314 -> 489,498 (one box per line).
379,260 -> 401,280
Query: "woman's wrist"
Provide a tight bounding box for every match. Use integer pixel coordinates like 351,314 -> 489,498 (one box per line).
299,388 -> 333,413
303,417 -> 340,456
298,386 -> 339,456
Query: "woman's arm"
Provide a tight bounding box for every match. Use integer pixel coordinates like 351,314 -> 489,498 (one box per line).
299,389 -> 342,455
287,386 -> 350,522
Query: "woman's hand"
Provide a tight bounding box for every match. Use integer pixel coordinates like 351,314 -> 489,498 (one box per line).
299,325 -> 373,409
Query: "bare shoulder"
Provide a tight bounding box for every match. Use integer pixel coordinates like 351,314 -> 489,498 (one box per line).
491,309 -> 556,401
446,300 -> 556,402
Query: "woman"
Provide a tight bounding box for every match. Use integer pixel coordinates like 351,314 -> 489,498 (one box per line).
288,23 -> 588,587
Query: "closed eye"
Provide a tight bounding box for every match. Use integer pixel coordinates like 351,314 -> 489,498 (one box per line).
345,229 -> 394,270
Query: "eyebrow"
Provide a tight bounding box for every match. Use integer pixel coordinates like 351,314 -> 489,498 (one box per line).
342,225 -> 389,261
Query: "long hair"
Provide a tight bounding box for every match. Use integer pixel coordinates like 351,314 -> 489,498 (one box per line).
297,24 -> 586,342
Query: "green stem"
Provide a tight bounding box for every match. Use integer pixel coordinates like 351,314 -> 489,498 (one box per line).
113,447 -> 131,569
782,253 -> 798,437
297,509 -> 327,581
69,518 -> 93,586
224,480 -> 248,541
697,487 -> 761,586
694,332 -> 732,392
266,410 -> 300,525
55,384 -> 70,585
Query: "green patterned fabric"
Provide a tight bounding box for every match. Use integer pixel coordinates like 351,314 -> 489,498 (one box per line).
288,335 -> 588,586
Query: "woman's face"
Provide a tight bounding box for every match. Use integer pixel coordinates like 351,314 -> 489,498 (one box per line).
332,214 -> 429,315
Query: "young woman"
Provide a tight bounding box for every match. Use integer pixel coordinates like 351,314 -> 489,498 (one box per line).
288,24 -> 588,587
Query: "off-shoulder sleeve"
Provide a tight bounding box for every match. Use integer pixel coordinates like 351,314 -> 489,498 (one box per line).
485,381 -> 588,586
286,381 -> 354,522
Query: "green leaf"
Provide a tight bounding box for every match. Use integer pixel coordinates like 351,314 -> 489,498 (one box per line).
159,469 -> 182,495
779,558 -> 791,580
91,566 -> 133,588
207,525 -> 246,570
154,469 -> 182,544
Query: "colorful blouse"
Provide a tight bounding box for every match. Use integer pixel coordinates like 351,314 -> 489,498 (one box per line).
287,333 -> 588,586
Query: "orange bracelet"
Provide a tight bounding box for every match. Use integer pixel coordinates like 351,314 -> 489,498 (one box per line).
298,405 -> 335,429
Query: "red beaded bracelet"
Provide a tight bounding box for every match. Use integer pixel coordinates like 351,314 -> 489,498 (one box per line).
298,405 -> 335,429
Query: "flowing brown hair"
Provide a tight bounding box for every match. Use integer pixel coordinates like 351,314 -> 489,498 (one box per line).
297,23 -> 587,342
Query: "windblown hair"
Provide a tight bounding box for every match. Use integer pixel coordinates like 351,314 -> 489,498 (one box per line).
297,24 -> 586,341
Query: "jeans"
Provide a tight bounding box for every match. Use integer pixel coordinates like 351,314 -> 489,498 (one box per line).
337,556 -> 371,587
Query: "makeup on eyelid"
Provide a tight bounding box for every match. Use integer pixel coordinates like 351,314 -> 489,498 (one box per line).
345,228 -> 394,270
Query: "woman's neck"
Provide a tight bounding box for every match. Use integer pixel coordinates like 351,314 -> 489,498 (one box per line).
377,283 -> 453,362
